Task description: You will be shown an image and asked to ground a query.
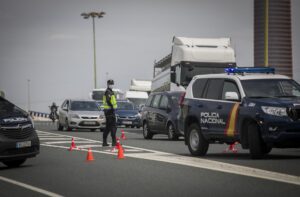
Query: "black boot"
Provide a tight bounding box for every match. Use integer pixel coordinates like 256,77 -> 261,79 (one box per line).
102,139 -> 109,147
111,139 -> 116,147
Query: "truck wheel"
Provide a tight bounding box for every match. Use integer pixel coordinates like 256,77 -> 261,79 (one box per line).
3,159 -> 26,168
248,122 -> 268,159
143,122 -> 153,139
57,122 -> 63,131
187,123 -> 209,156
167,123 -> 178,141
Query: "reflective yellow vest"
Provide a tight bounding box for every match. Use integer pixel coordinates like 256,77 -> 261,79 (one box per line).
103,93 -> 117,110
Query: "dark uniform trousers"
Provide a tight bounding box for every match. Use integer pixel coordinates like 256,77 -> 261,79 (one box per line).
103,109 -> 117,144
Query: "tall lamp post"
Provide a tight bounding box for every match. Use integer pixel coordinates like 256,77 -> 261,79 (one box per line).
81,11 -> 105,89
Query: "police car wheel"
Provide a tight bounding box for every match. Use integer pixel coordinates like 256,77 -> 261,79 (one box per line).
167,123 -> 178,141
143,122 -> 153,139
2,159 -> 26,168
248,122 -> 268,159
187,123 -> 209,156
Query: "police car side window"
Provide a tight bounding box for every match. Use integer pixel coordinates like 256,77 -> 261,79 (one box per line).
204,79 -> 224,100
151,95 -> 161,108
222,81 -> 240,100
192,78 -> 208,98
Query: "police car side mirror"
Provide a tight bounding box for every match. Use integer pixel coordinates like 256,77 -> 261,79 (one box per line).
225,92 -> 239,101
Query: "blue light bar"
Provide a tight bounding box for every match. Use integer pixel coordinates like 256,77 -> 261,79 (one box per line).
225,67 -> 275,74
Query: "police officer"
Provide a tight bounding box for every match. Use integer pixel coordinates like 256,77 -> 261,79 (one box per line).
102,79 -> 118,147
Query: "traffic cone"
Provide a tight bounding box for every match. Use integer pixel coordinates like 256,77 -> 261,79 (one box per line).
86,148 -> 94,161
223,142 -> 238,153
68,138 -> 78,151
117,145 -> 125,159
121,129 -> 126,140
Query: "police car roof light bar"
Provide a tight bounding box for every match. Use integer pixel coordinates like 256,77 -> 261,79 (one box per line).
225,67 -> 275,75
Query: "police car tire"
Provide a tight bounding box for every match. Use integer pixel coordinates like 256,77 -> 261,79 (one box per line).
2,159 -> 26,168
248,122 -> 267,159
143,122 -> 153,139
187,123 -> 209,156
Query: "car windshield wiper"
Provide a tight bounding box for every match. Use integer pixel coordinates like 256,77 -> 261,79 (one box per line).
275,95 -> 298,98
247,96 -> 275,99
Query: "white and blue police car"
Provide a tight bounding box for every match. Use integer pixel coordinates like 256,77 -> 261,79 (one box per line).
178,67 -> 300,159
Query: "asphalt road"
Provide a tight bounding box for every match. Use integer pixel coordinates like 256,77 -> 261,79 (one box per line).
1,121 -> 300,197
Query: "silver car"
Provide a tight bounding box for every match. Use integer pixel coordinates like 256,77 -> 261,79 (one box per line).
57,99 -> 105,131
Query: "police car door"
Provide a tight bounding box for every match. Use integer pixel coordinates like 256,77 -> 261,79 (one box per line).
219,80 -> 241,138
202,79 -> 225,135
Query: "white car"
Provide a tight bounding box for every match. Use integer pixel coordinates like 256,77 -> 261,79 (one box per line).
57,99 -> 105,131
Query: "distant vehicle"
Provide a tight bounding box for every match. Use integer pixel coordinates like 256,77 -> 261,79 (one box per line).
151,36 -> 236,92
115,100 -> 142,128
141,91 -> 185,140
125,91 -> 148,110
90,88 -> 125,101
0,97 -> 39,168
57,99 -> 105,132
179,67 -> 300,159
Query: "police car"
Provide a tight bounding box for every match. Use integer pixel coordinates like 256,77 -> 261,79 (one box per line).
178,67 -> 300,159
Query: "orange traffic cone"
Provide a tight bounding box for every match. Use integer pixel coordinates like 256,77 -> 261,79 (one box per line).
111,138 -> 121,152
69,138 -> 78,151
121,129 -> 126,140
117,145 -> 125,159
223,142 -> 238,153
86,148 -> 94,161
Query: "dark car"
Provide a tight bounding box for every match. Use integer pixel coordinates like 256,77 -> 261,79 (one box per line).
115,100 -> 142,128
0,97 -> 40,167
141,91 -> 185,140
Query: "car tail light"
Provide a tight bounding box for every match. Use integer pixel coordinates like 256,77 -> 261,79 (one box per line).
178,92 -> 186,107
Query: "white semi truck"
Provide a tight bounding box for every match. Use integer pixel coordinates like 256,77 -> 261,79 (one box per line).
151,37 -> 236,92
125,79 -> 151,109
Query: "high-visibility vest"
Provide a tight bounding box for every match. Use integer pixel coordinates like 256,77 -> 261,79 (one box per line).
103,93 -> 117,110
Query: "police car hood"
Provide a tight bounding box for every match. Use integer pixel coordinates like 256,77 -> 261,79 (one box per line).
115,110 -> 139,117
246,97 -> 300,107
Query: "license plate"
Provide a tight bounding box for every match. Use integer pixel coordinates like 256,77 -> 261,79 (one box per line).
123,121 -> 132,125
84,121 -> 96,125
16,141 -> 31,148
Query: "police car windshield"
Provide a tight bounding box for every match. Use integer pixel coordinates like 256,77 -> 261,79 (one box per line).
242,79 -> 300,98
70,101 -> 99,111
0,98 -> 25,117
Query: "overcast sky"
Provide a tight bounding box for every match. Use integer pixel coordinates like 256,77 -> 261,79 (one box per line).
0,0 -> 299,112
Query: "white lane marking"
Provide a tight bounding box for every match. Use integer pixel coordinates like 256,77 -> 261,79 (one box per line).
36,130 -> 300,186
0,176 -> 63,197
44,141 -> 97,145
39,138 -> 72,141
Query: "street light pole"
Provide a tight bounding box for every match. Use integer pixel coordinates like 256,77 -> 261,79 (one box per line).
81,11 -> 105,89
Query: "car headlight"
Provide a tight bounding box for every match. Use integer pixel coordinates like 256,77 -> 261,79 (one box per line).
99,114 -> 105,120
261,106 -> 287,117
134,113 -> 142,118
70,114 -> 80,119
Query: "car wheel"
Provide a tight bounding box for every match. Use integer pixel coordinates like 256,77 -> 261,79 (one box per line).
248,122 -> 268,159
3,159 -> 26,168
143,122 -> 153,139
57,122 -> 63,131
167,123 -> 178,141
187,123 -> 209,156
